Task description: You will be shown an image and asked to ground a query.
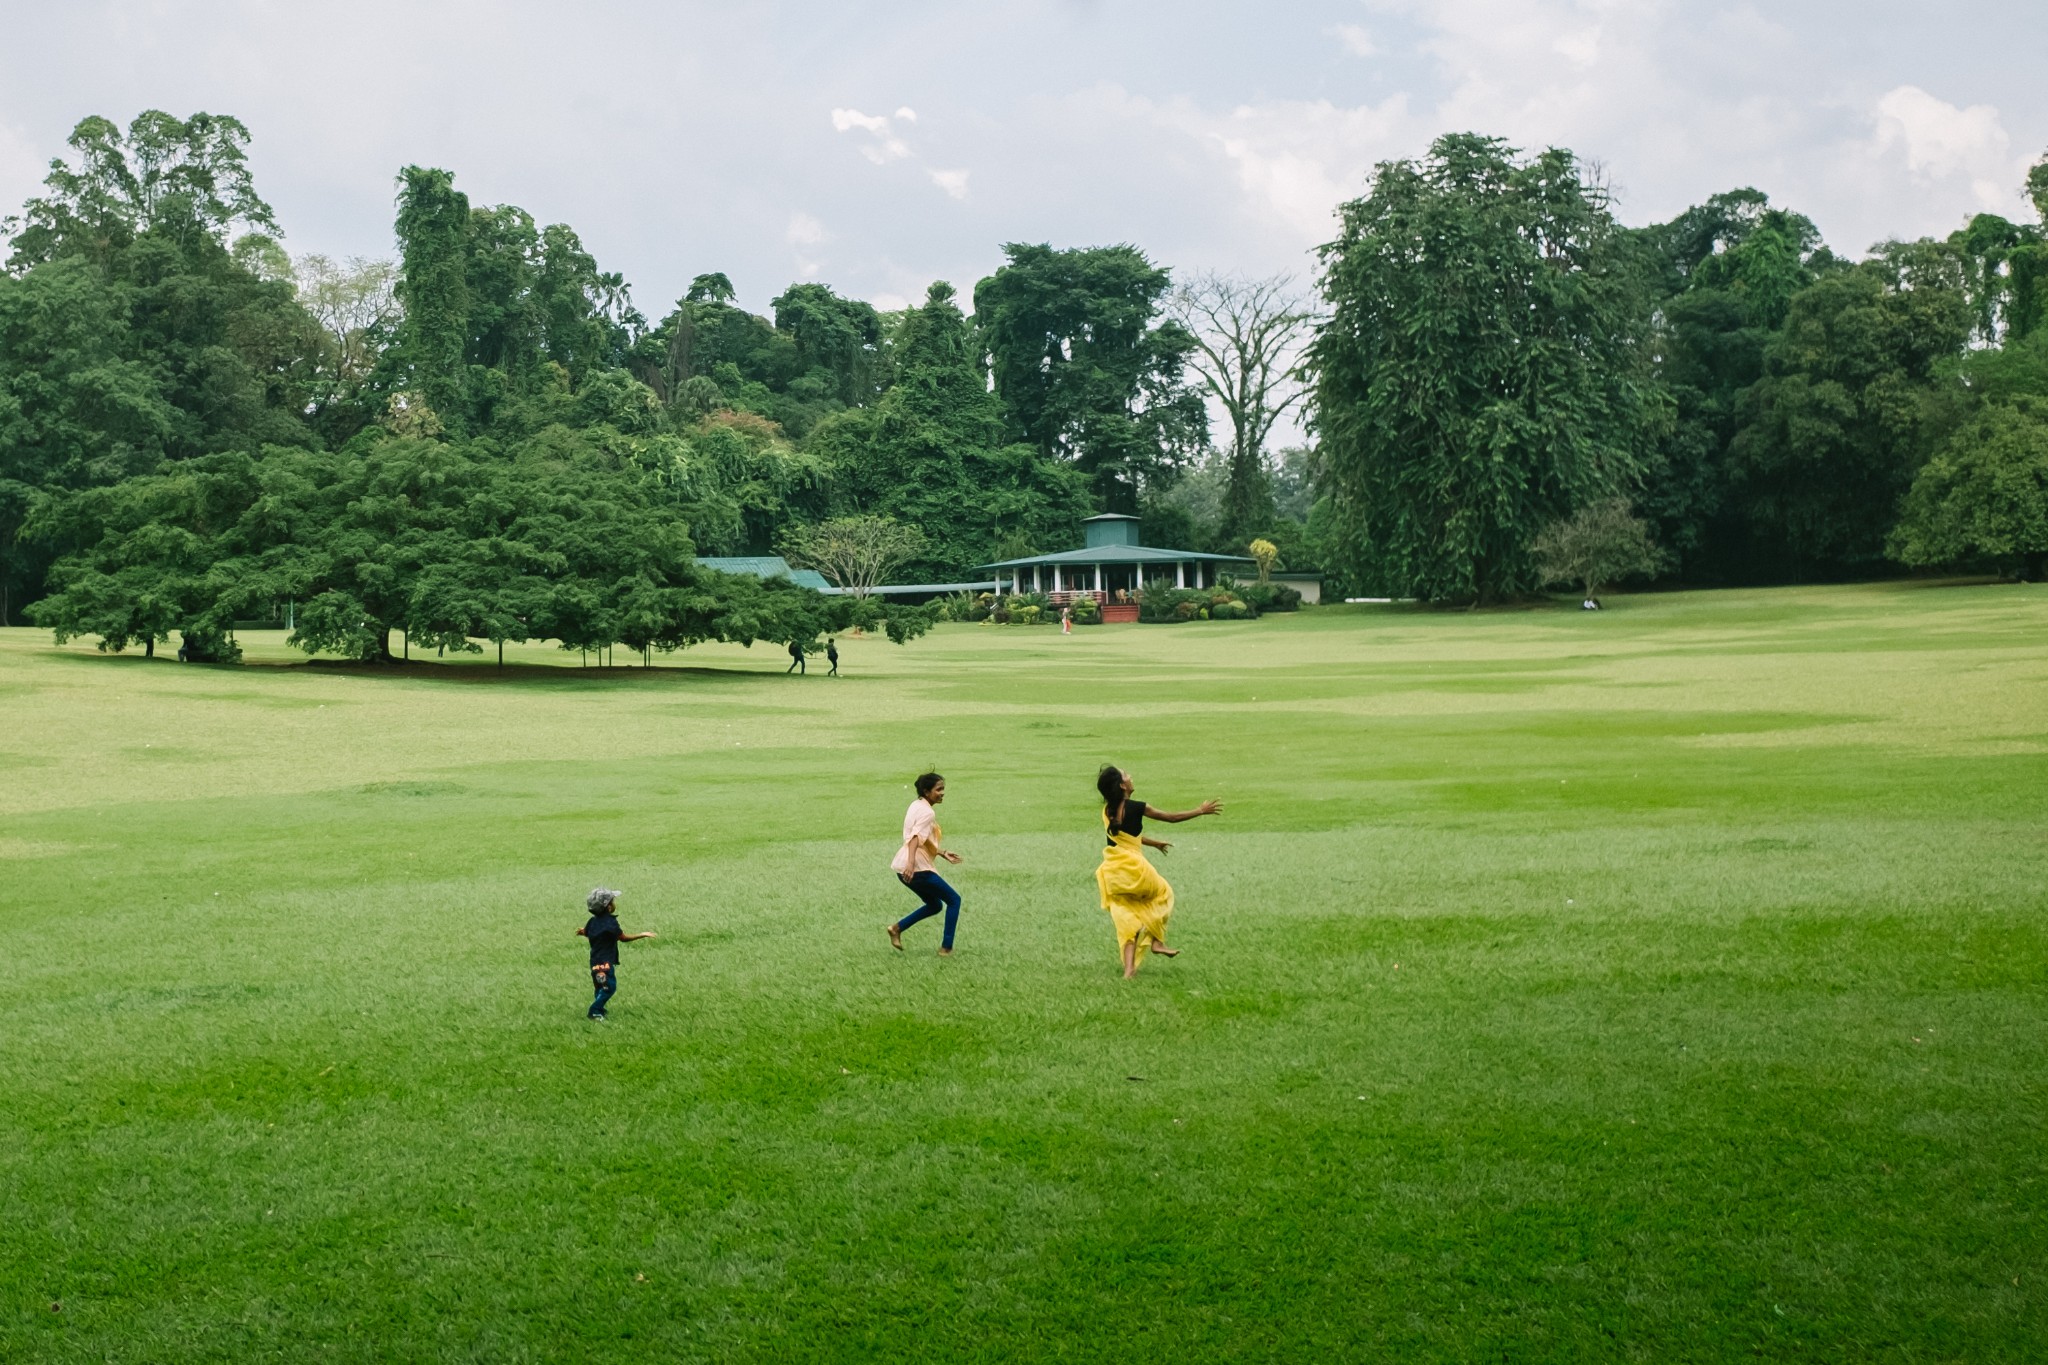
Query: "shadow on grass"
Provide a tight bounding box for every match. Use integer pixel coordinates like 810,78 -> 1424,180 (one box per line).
34,648 -> 798,689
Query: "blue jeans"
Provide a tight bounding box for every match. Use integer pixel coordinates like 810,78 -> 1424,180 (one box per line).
589,962 -> 617,1017
895,871 -> 962,949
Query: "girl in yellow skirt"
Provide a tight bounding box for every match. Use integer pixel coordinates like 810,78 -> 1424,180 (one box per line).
1095,765 -> 1223,978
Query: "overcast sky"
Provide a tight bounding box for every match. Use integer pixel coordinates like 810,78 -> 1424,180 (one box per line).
2,0 -> 2042,317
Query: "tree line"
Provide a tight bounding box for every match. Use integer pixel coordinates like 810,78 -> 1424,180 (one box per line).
2,114 -> 2044,663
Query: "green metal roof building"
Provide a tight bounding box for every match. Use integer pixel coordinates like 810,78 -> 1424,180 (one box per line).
978,514 -> 1253,597
695,556 -> 836,594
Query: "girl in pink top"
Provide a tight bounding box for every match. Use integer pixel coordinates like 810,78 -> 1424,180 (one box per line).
887,772 -> 964,954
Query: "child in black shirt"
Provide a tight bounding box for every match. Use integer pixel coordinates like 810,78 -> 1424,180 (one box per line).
577,887 -> 656,1019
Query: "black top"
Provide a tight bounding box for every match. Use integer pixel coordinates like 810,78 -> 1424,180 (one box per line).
1107,796 -> 1145,846
826,642 -> 839,658
584,913 -> 622,966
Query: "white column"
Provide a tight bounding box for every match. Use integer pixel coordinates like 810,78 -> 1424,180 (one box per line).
1095,564 -> 1104,593
1175,561 -> 1186,588
1053,564 -> 1063,593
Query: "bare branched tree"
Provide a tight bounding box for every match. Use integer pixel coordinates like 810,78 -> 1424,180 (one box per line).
1168,272 -> 1317,544
783,515 -> 927,599
294,253 -> 400,386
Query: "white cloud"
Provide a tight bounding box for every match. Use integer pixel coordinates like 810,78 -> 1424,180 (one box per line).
827,103 -> 967,201
834,107 -> 912,163
1,1 -> 2037,312
1551,26 -> 1600,68
1097,86 -> 1414,239
1330,23 -> 1377,57
831,108 -> 890,135
786,212 -> 826,246
1067,0 -> 2041,269
1870,85 -> 2024,213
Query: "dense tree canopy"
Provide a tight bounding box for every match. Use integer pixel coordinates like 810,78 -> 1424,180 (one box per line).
973,243 -> 1207,512
1306,133 -> 1663,602
1729,240 -> 1974,576
807,282 -> 1092,579
1890,398 -> 2048,580
5,108 -> 2047,646
1633,192 -> 1840,577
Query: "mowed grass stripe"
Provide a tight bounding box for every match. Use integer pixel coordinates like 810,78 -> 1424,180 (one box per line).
2,581 -> 2045,1361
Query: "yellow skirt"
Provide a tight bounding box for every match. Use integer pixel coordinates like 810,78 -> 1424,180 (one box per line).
1097,830 -> 1174,955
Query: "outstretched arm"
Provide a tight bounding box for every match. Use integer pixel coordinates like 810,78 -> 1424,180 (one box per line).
622,931 -> 658,942
1143,799 -> 1223,823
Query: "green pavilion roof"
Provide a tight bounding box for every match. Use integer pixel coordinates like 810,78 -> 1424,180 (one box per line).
696,556 -> 836,593
978,545 -> 1253,570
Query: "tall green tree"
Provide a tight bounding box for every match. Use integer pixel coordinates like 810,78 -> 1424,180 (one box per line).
390,166 -> 471,429
4,111 -> 278,272
639,285 -> 841,438
1305,133 -> 1662,602
772,283 -> 883,407
1890,398 -> 2048,579
2,112 -> 319,620
1730,239 -> 1973,575
973,243 -> 1206,512
1634,193 -> 1837,576
808,282 -> 1093,578
0,258 -> 175,622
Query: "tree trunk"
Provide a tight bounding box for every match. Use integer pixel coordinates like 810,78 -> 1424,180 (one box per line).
146,638 -> 155,658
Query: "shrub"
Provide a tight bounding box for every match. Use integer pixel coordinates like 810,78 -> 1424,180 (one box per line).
1242,581 -> 1301,613
1070,596 -> 1102,624
1012,604 -> 1043,624
1140,585 -> 1259,623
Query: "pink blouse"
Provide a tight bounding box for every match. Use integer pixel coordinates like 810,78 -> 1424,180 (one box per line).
891,798 -> 940,877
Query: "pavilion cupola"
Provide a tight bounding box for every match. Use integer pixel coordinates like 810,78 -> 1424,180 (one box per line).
1081,513 -> 1141,549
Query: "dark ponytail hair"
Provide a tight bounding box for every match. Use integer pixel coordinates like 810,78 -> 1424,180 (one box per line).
1096,765 -> 1124,820
915,772 -> 944,799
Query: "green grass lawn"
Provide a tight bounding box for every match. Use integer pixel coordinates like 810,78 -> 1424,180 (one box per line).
3,582 -> 2045,1362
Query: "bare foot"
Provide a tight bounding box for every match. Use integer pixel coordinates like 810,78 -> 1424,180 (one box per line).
937,947 -> 954,957
1151,945 -> 1179,958
886,923 -> 903,951
1122,966 -> 1137,979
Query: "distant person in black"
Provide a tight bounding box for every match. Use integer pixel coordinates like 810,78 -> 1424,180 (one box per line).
787,639 -> 806,674
826,638 -> 840,675
576,887 -> 656,1020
